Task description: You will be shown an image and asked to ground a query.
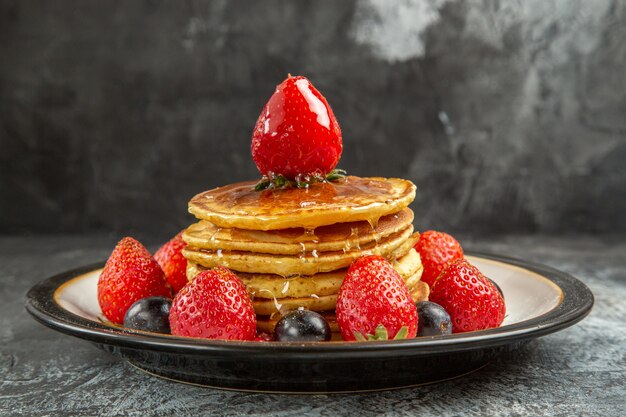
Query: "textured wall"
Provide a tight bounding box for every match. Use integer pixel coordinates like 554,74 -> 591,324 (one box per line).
1,0 -> 625,236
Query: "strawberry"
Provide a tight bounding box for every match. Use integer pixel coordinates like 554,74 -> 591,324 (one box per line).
336,255 -> 418,341
97,237 -> 172,324
253,332 -> 274,342
154,231 -> 188,293
169,267 -> 256,340
429,258 -> 505,333
251,75 -> 342,179
414,230 -> 464,288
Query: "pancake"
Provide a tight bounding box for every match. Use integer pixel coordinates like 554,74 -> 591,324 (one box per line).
250,269 -> 425,315
411,280 -> 430,303
183,208 -> 414,255
186,248 -> 423,299
389,248 -> 422,279
183,228 -> 419,277
405,266 -> 424,288
252,294 -> 337,315
188,176 -> 416,231
255,279 -> 430,331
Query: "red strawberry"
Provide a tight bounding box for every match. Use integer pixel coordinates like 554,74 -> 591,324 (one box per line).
414,230 -> 464,288
251,75 -> 342,179
253,332 -> 274,342
429,258 -> 505,333
154,231 -> 188,293
169,267 -> 256,340
336,255 -> 418,341
97,237 -> 172,324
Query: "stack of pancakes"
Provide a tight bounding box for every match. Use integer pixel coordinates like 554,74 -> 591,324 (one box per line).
182,176 -> 427,338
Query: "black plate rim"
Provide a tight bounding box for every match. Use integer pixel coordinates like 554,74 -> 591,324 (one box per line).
25,251 -> 594,359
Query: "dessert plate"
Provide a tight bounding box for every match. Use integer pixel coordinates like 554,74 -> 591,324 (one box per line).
25,252 -> 593,393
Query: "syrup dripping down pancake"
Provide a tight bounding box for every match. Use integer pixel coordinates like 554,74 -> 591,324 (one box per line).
183,228 -> 419,277
186,248 -> 423,299
253,279 -> 430,326
188,176 -> 416,231
183,208 -> 414,255
250,271 -> 426,315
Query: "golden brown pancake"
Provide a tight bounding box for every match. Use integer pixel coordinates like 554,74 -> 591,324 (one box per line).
186,248 -> 422,298
188,176 -> 416,231
250,268 -> 425,315
183,208 -> 414,255
183,229 -> 419,277
410,280 -> 430,303
252,294 -> 337,315
254,281 -> 429,334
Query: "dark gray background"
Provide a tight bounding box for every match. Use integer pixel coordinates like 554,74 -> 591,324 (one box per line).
2,0 -> 625,237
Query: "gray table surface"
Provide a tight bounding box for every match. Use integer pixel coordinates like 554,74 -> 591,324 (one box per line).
1,234 -> 624,416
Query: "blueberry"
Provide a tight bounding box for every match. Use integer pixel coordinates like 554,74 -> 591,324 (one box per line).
416,301 -> 452,336
123,296 -> 172,334
274,310 -> 331,342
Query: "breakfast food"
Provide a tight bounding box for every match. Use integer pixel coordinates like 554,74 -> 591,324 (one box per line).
430,259 -> 506,333
182,177 -> 426,337
169,267 -> 256,340
123,296 -> 172,334
414,230 -> 464,287
154,231 -> 188,293
336,255 -> 418,340
176,75 -> 434,339
251,75 -> 342,178
274,310 -> 332,342
97,237 -> 172,324
97,74 -> 506,341
416,301 -> 452,336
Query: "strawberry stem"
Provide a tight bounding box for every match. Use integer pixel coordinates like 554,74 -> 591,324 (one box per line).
369,324 -> 388,340
353,331 -> 367,342
253,169 -> 347,191
353,324 -> 410,341
393,326 -> 409,340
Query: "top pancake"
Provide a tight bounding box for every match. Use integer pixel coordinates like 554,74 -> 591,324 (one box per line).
188,176 -> 416,231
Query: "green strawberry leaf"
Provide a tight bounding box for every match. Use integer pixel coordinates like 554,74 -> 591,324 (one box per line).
393,326 -> 409,340
325,169 -> 347,181
354,325 -> 410,341
253,169 -> 347,191
353,331 -> 368,342
254,178 -> 271,191
367,324 -> 389,340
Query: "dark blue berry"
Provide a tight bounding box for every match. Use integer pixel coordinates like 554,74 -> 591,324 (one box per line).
416,301 -> 452,336
274,310 -> 331,342
123,296 -> 172,334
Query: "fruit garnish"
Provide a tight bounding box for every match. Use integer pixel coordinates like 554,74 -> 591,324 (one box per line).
253,332 -> 274,342
253,169 -> 347,191
97,237 -> 172,324
274,310 -> 332,342
154,231 -> 188,293
415,301 -> 452,336
123,296 -> 172,334
414,230 -> 464,287
488,277 -> 504,299
353,324 -> 409,341
336,255 -> 418,341
429,258 -> 505,333
251,75 -> 342,179
169,267 -> 256,340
